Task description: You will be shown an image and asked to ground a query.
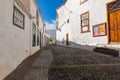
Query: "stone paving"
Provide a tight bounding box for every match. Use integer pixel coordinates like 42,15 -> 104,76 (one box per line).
4,45 -> 120,80
50,45 -> 120,67
49,45 -> 120,80
24,50 -> 53,80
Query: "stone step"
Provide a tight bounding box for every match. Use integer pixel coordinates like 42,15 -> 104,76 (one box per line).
93,47 -> 120,57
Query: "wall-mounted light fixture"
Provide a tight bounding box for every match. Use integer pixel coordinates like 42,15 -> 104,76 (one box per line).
57,21 -> 66,31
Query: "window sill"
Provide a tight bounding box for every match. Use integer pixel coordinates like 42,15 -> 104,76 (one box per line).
81,30 -> 90,33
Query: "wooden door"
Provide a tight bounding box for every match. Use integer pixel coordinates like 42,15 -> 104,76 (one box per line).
66,33 -> 69,45
117,10 -> 120,42
109,10 -> 120,42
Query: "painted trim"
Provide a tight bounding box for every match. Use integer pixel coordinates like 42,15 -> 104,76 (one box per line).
80,11 -> 90,33
15,0 -> 31,18
13,5 -> 25,30
92,23 -> 107,37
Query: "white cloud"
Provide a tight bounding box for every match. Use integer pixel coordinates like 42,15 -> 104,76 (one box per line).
45,20 -> 56,30
51,20 -> 56,24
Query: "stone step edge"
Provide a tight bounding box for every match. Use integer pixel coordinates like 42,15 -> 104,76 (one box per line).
50,63 -> 120,68
93,47 -> 120,57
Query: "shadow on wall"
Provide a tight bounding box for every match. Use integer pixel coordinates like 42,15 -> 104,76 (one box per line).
56,40 -> 120,57
3,48 -> 44,80
56,40 -> 96,51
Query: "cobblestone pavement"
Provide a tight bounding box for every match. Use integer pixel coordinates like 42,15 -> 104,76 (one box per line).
49,45 -> 120,67
48,45 -> 120,80
4,45 -> 120,80
24,50 -> 53,80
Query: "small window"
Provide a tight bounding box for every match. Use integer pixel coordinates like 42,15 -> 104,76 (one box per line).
80,11 -> 90,33
67,19 -> 69,23
13,6 -> 25,29
80,0 -> 88,4
32,23 -> 36,47
41,34 -> 43,47
40,32 -> 42,48
37,28 -> 40,46
36,10 -> 39,26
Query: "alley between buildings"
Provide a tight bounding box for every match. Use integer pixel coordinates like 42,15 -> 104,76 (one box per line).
4,45 -> 120,80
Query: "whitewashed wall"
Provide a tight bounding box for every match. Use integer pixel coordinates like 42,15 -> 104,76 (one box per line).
56,0 -> 72,45
30,0 -> 40,54
56,0 -> 113,46
0,0 -> 31,79
0,0 -> 44,79
32,0 -> 45,47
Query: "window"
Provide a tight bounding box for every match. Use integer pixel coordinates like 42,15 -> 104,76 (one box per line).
80,11 -> 90,33
67,19 -> 69,23
32,23 -> 36,47
37,28 -> 40,46
13,6 -> 25,29
41,34 -> 43,47
80,0 -> 88,4
36,10 -> 39,26
40,32 -> 42,48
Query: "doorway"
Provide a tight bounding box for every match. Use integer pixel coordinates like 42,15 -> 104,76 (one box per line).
109,10 -> 120,42
66,33 -> 69,45
107,0 -> 120,43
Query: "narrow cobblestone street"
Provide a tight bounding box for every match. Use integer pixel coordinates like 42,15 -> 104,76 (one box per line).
4,45 -> 120,80
1,0 -> 120,80
24,50 -> 53,80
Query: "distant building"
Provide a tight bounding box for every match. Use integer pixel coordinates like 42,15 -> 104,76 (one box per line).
44,32 -> 51,45
0,0 -> 45,79
42,25 -> 51,46
56,0 -> 120,48
47,29 -> 56,44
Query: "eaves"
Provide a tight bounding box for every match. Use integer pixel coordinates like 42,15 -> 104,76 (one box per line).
56,0 -> 68,11
14,0 -> 32,18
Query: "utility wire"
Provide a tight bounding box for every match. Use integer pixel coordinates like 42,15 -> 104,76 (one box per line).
56,0 -> 79,31
58,0 -> 79,15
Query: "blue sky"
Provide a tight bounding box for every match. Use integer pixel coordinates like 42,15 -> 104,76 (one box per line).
36,0 -> 66,30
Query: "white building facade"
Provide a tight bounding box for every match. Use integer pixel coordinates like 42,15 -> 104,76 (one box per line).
0,0 -> 45,79
44,32 -> 51,45
56,0 -> 120,48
